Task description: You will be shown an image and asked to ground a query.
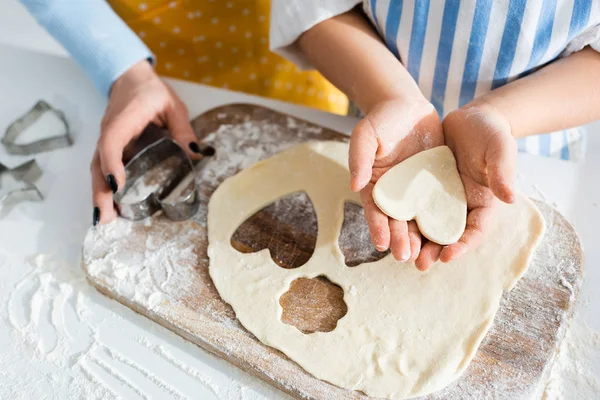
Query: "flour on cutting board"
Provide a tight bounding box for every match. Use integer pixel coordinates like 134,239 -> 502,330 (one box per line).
83,216 -> 196,308
198,117 -> 334,190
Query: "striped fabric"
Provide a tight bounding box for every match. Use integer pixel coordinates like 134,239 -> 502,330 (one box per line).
363,0 -> 599,161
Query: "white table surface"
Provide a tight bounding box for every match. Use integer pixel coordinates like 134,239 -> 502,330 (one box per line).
0,3 -> 599,399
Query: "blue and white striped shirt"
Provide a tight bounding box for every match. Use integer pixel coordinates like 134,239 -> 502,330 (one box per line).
272,0 -> 600,161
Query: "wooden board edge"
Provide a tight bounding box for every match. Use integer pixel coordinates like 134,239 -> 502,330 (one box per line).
531,200 -> 585,398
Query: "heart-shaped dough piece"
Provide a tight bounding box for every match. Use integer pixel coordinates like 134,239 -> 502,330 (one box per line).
372,146 -> 466,245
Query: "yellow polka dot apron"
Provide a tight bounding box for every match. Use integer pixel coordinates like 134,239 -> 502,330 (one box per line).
107,0 -> 349,115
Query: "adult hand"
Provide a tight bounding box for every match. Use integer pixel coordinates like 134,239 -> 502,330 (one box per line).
349,97 -> 444,263
90,60 -> 208,226
415,103 -> 517,270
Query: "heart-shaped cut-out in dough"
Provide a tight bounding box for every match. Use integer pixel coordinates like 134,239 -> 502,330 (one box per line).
230,191 -> 317,269
372,146 -> 467,245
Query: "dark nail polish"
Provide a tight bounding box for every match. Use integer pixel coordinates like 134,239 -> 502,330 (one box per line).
189,142 -> 201,154
189,142 -> 216,156
200,145 -> 216,156
107,174 -> 118,194
93,207 -> 100,226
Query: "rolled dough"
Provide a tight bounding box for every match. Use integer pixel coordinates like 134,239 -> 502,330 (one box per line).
207,141 -> 545,399
372,146 -> 467,245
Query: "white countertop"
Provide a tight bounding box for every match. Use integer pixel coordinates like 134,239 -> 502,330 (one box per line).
0,4 -> 599,399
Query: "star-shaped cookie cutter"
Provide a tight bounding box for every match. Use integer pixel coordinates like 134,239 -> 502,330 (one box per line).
2,100 -> 73,155
0,160 -> 43,209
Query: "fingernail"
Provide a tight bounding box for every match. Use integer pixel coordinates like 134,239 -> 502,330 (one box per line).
201,145 -> 215,156
93,207 -> 100,226
107,174 -> 118,194
189,142 -> 215,156
401,249 -> 410,262
189,142 -> 201,153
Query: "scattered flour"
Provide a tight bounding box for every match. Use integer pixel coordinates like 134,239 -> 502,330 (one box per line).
544,308 -> 600,399
532,183 -> 549,203
0,247 -> 290,399
2,253 -> 115,399
559,276 -> 576,302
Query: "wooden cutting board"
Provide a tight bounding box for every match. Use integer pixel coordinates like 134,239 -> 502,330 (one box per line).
82,104 -> 584,399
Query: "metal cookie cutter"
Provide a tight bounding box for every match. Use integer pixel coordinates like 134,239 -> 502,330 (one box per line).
3,100 -> 73,155
0,160 -> 43,208
113,137 -> 200,221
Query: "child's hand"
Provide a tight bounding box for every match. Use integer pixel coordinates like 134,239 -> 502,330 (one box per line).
350,97 -> 444,262
416,104 -> 517,270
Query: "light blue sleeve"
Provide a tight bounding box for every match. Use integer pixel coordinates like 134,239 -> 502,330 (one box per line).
20,0 -> 155,96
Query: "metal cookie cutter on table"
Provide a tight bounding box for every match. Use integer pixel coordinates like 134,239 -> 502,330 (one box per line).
2,100 -> 73,155
1,100 -> 74,210
0,160 -> 43,208
113,137 -> 202,221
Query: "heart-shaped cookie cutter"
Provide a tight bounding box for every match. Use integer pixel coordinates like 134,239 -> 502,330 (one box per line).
113,137 -> 200,221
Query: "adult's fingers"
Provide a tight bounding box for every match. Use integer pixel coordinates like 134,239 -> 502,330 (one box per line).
407,221 -> 421,261
439,204 -> 497,263
98,101 -> 152,194
486,136 -> 517,204
90,151 -> 117,225
349,117 -> 378,192
163,98 -> 207,160
415,241 -> 442,271
361,183 -> 390,251
389,219 -> 410,261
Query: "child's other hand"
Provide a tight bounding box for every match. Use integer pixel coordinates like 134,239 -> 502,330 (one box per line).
350,97 -> 444,263
416,104 -> 517,271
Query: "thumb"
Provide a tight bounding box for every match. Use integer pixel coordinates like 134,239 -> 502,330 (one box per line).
98,103 -> 151,193
486,135 -> 517,204
349,117 -> 378,192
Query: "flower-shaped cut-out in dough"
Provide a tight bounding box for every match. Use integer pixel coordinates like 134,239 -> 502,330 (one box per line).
372,146 -> 467,245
